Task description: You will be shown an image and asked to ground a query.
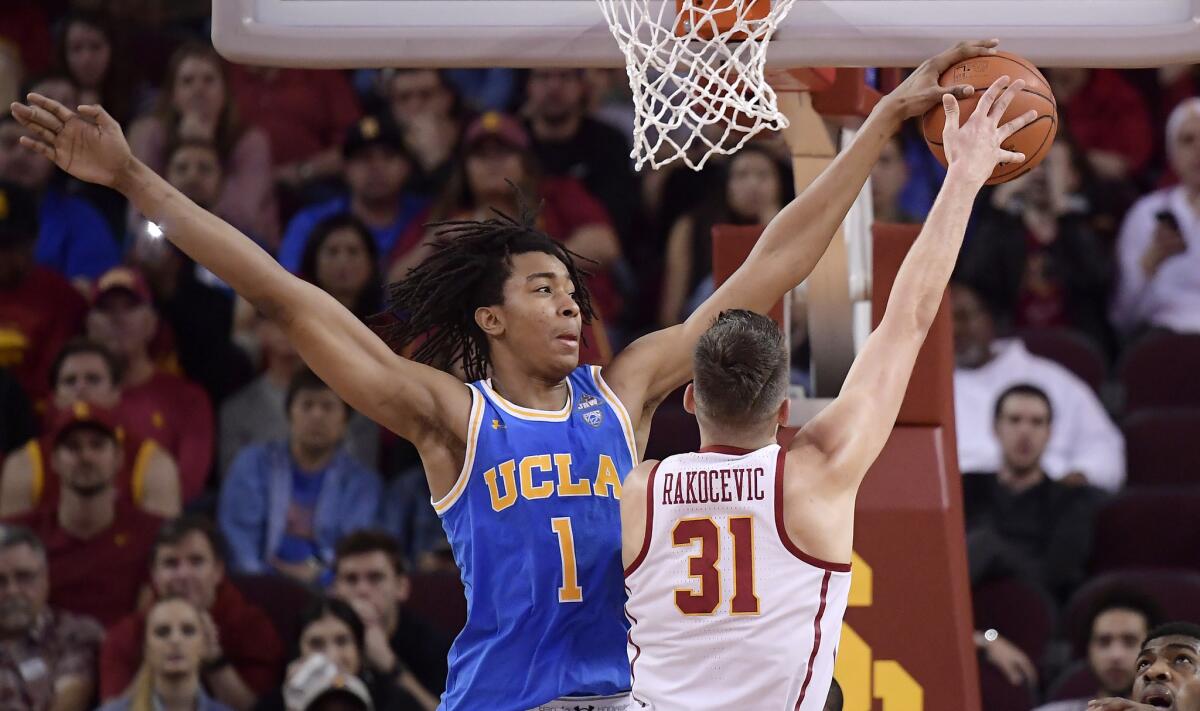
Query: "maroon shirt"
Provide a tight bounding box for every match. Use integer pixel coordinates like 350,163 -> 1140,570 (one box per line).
119,370 -> 214,502
3,506 -> 162,628
0,267 -> 87,404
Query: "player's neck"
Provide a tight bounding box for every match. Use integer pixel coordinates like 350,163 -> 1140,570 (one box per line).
697,423 -> 779,453
488,363 -> 570,412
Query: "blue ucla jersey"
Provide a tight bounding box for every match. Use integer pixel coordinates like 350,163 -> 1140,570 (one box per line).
434,365 -> 638,711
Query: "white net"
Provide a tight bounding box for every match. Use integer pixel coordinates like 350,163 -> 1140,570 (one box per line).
597,0 -> 799,171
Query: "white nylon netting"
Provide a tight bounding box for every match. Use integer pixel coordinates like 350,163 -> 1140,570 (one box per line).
597,0 -> 799,171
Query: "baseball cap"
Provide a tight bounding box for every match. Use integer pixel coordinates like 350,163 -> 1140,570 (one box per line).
284,655 -> 373,711
0,181 -> 38,246
47,401 -> 120,447
91,266 -> 153,307
342,115 -> 411,162
463,111 -> 530,153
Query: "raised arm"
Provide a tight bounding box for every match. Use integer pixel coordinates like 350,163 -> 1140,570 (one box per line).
10,95 -> 471,488
604,41 -> 1000,419
793,77 -> 1037,493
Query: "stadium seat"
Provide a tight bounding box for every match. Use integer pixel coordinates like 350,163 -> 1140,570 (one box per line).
643,387 -> 701,462
978,662 -> 1037,711
1119,333 -> 1200,414
1044,660 -> 1100,703
1021,328 -> 1108,395
1122,408 -> 1200,488
1088,490 -> 1200,574
1061,570 -> 1200,658
229,572 -> 317,651
973,577 -> 1058,666
405,571 -> 467,638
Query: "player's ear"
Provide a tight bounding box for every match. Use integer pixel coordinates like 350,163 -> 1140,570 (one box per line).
682,383 -> 697,415
474,305 -> 504,338
776,397 -> 790,427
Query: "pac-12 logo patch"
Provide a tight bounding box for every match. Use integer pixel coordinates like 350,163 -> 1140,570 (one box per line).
582,410 -> 604,428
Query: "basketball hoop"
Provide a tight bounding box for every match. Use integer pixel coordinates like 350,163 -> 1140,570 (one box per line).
597,0 -> 798,171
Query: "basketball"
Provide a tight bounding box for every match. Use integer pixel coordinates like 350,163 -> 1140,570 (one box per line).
922,51 -> 1058,185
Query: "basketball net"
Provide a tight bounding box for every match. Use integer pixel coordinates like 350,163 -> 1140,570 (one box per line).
597,0 -> 798,171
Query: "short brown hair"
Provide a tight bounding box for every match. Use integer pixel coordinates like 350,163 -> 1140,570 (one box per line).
334,529 -> 408,576
692,309 -> 789,426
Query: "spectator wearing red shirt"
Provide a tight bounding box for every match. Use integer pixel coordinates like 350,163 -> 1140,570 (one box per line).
1047,68 -> 1154,184
2,403 -> 162,627
226,66 -> 361,198
0,181 -> 87,405
101,515 -> 284,711
85,267 -> 215,501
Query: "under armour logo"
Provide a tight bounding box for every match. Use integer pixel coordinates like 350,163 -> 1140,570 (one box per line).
492,419 -> 505,430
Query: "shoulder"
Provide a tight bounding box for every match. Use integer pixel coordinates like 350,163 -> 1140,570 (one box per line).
53,608 -> 106,645
227,443 -> 274,474
620,459 -> 658,509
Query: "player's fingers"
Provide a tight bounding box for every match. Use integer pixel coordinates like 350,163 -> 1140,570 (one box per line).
988,78 -> 1026,122
9,101 -> 60,135
18,135 -> 55,162
940,93 -> 960,134
77,103 -> 120,133
998,109 -> 1039,141
934,38 -> 999,72
26,92 -> 75,126
998,149 -> 1026,165
943,84 -> 975,100
974,76 -> 1010,119
19,119 -> 58,146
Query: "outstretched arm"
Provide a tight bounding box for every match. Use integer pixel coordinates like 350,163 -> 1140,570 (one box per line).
605,41 -> 1000,421
10,96 -> 470,487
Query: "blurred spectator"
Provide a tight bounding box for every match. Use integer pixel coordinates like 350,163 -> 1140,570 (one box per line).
226,66 -> 360,201
871,136 -> 920,224
959,139 -> 1115,354
444,69 -> 517,114
659,144 -> 789,326
390,112 -> 622,361
1,339 -> 181,518
0,2 -> 53,87
1111,98 -> 1200,337
219,311 -> 378,476
963,384 -> 1101,600
22,72 -> 77,118
330,530 -> 448,706
1035,590 -> 1163,711
97,597 -> 236,711
1,404 -> 162,627
252,597 -> 422,711
583,69 -> 637,142
0,524 -> 103,711
0,113 -> 120,285
952,281 -> 1125,492
1046,69 -> 1153,183
524,68 -> 640,255
281,653 -> 372,711
298,216 -> 384,322
102,516 -> 283,710
278,116 -> 426,276
86,266 -> 214,501
378,469 -> 447,570
0,181 -> 88,404
0,368 -> 35,455
131,138 -> 255,405
219,369 -> 381,586
975,628 -> 1039,691
383,69 -> 465,194
53,10 -> 139,126
128,43 -> 278,247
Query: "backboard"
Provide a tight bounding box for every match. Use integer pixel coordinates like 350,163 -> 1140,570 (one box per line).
213,0 -> 1200,69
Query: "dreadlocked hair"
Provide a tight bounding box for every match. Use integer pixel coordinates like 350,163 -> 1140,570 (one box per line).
373,201 -> 595,382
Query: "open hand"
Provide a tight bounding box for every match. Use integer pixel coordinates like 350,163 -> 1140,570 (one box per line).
9,93 -> 133,189
940,76 -> 1038,187
882,40 -> 1001,124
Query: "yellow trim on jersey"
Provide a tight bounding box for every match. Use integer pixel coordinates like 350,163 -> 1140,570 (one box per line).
432,385 -> 485,515
480,378 -> 573,422
591,366 -> 639,466
26,440 -> 44,505
131,440 -> 157,506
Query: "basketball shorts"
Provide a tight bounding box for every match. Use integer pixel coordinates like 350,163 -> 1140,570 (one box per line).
528,692 -> 633,711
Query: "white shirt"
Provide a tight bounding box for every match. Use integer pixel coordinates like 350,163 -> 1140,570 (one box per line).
1112,186 -> 1200,334
954,339 -> 1126,492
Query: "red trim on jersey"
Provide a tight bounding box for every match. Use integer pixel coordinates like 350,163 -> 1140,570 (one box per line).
697,444 -> 757,455
794,571 -> 833,710
624,585 -> 650,709
774,447 -> 853,573
623,462 -> 659,577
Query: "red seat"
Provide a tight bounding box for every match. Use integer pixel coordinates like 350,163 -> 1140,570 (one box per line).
643,387 -> 700,462
1062,570 -> 1200,658
978,662 -> 1037,711
1021,328 -> 1108,394
972,577 -> 1057,666
1088,490 -> 1200,574
1045,660 -> 1100,703
1119,333 -> 1200,414
229,573 -> 316,651
1122,408 -> 1200,488
404,571 -> 467,639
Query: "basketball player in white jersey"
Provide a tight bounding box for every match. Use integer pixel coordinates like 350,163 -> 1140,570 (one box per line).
621,75 -> 1039,711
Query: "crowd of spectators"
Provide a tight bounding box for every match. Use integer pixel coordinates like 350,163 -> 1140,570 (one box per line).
1,3 -> 1199,710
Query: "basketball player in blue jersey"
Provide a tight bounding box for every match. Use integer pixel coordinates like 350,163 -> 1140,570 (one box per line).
12,40 -> 997,710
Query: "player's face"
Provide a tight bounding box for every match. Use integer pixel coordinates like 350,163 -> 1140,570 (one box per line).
54,352 -> 120,410
300,615 -> 362,676
993,394 -> 1051,472
0,543 -> 49,634
1169,110 -> 1200,190
1133,636 -> 1200,710
0,121 -> 55,191
144,599 -> 206,677
727,151 -> 781,220
345,145 -> 410,204
166,145 -> 223,208
490,251 -> 581,378
65,22 -> 111,90
87,291 -> 157,358
173,56 -> 226,120
951,285 -> 995,368
315,228 -> 373,298
51,427 -> 121,496
1089,609 -> 1150,696
152,532 -> 225,612
288,388 -> 349,452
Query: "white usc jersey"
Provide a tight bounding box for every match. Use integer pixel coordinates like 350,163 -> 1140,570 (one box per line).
624,444 -> 852,711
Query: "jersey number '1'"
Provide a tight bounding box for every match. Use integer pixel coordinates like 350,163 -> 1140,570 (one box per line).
551,517 -> 583,603
672,516 -> 761,615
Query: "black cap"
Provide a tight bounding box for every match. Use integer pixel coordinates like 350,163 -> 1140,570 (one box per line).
342,114 -> 412,163
0,181 -> 38,246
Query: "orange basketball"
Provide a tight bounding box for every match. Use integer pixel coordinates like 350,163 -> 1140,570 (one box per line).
922,51 -> 1058,185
